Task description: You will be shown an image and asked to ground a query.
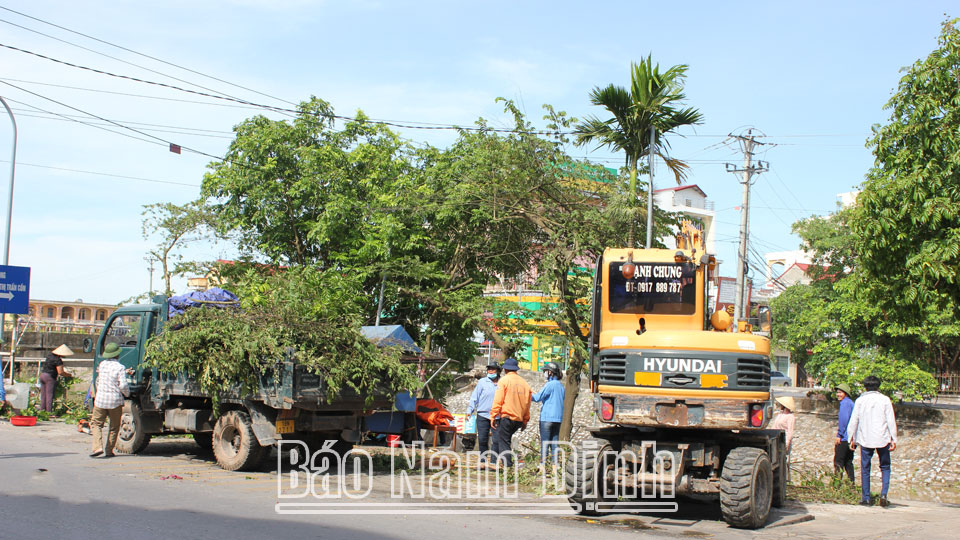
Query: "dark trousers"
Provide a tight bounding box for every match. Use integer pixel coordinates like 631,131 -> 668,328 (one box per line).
476,415 -> 493,457
539,421 -> 561,463
39,372 -> 57,412
834,441 -> 855,481
494,418 -> 522,466
860,444 -> 892,502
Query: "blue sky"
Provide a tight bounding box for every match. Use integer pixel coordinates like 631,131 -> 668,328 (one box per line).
0,1 -> 955,304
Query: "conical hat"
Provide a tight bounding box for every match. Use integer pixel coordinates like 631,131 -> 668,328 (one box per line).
775,396 -> 796,411
52,344 -> 74,356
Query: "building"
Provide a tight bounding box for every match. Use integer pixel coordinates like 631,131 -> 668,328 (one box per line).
23,299 -> 118,332
653,185 -> 717,254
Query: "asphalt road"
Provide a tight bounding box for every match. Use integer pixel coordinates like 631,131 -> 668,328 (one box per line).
1,420 -> 957,540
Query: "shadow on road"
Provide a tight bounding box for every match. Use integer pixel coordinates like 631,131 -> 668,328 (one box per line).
0,452 -> 80,459
0,493 -> 405,540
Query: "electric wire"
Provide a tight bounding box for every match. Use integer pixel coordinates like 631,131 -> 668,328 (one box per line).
0,79 -> 224,159
0,5 -> 297,108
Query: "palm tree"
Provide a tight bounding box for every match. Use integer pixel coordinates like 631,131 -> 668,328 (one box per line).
575,56 -> 703,247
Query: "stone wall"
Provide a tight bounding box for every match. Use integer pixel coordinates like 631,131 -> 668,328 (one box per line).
442,373 -> 960,501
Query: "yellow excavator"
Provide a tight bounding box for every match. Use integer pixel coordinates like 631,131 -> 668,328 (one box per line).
566,222 -> 785,529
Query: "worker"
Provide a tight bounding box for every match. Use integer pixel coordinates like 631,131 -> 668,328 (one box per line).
770,396 -> 796,453
490,357 -> 531,468
847,375 -> 898,507
467,361 -> 501,461
834,383 -> 856,482
532,361 -> 565,467
39,344 -> 74,413
90,343 -> 131,458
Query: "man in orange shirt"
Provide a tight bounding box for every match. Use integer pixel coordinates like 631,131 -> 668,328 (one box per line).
490,357 -> 532,467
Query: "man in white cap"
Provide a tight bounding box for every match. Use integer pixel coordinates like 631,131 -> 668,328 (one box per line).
39,344 -> 74,413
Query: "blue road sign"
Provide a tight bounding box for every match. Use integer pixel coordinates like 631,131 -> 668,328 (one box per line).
0,265 -> 30,314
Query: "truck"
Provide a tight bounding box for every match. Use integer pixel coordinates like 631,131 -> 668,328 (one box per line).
567,223 -> 785,529
83,295 -> 394,471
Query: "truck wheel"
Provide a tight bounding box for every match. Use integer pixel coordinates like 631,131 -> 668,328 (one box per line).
193,432 -> 213,451
212,410 -> 265,471
565,441 -> 616,516
115,400 -> 152,454
720,447 -> 773,529
772,451 -> 787,508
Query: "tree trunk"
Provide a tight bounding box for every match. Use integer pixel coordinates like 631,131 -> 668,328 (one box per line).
559,347 -> 587,441
628,157 -> 638,247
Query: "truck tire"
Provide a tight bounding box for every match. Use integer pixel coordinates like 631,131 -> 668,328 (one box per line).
212,410 -> 265,471
720,447 -> 773,529
193,432 -> 213,451
772,450 -> 787,508
565,441 -> 615,516
115,400 -> 152,454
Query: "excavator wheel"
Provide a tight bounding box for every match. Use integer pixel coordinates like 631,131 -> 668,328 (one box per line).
565,440 -> 617,516
720,446 -> 772,528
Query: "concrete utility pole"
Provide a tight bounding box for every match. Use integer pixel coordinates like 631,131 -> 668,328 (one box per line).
725,129 -> 768,329
0,96 -> 17,348
144,256 -> 155,296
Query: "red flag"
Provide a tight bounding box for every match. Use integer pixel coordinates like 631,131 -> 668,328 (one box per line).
169,143 -> 181,154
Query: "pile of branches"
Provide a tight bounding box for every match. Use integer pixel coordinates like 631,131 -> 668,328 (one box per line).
143,268 -> 420,409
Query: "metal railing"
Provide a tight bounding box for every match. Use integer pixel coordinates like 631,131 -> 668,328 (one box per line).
937,373 -> 960,395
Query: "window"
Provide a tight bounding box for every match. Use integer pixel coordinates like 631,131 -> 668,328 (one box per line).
103,314 -> 143,350
608,261 -> 697,315
685,198 -> 692,207
60,307 -> 74,320
96,310 -> 106,321
78,308 -> 89,321
46,307 -> 55,318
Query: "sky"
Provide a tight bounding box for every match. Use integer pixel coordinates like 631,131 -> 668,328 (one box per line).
0,0 -> 955,305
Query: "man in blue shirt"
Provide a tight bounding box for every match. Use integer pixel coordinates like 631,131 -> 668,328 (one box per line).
834,383 -> 855,482
467,361 -> 500,461
532,362 -> 566,466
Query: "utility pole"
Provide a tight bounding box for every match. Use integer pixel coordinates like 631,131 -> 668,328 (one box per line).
645,124 -> 656,249
144,256 -> 155,297
725,129 -> 768,329
0,97 -> 17,348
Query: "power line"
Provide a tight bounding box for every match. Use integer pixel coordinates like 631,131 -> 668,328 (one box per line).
0,77 -> 270,110
0,159 -> 200,187
0,79 -> 223,159
8,104 -> 234,139
0,5 -> 297,108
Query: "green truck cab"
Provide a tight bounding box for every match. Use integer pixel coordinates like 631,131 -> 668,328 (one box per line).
86,296 -> 391,470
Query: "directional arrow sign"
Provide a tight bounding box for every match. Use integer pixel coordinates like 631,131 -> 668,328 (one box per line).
0,265 -> 30,314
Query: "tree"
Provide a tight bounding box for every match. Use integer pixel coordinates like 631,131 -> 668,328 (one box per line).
771,210 -> 938,400
142,200 -> 214,294
851,18 -> 960,376
574,56 -> 703,246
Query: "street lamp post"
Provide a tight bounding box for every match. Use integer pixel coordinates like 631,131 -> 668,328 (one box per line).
0,96 -> 18,354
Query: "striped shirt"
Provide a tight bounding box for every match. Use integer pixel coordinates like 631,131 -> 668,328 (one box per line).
94,359 -> 130,409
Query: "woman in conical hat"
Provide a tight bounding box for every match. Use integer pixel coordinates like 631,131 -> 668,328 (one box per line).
39,344 -> 74,412
771,395 -> 797,453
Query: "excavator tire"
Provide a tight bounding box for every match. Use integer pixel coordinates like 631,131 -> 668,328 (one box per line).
565,441 -> 615,516
720,446 -> 772,529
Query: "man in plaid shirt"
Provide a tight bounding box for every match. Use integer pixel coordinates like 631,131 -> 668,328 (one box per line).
90,343 -> 131,457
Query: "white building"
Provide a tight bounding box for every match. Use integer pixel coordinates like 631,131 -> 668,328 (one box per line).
653,184 -> 717,255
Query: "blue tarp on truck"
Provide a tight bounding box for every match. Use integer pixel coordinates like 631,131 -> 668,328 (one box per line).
359,325 -> 422,353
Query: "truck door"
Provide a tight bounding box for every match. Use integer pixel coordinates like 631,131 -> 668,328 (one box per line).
97,311 -> 154,386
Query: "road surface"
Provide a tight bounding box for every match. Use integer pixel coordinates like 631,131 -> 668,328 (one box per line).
1,420 -> 957,540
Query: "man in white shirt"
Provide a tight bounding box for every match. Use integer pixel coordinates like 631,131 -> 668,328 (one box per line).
846,375 -> 898,507
90,343 -> 131,458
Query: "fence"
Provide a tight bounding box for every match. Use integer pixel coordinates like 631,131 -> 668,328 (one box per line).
937,373 -> 960,395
